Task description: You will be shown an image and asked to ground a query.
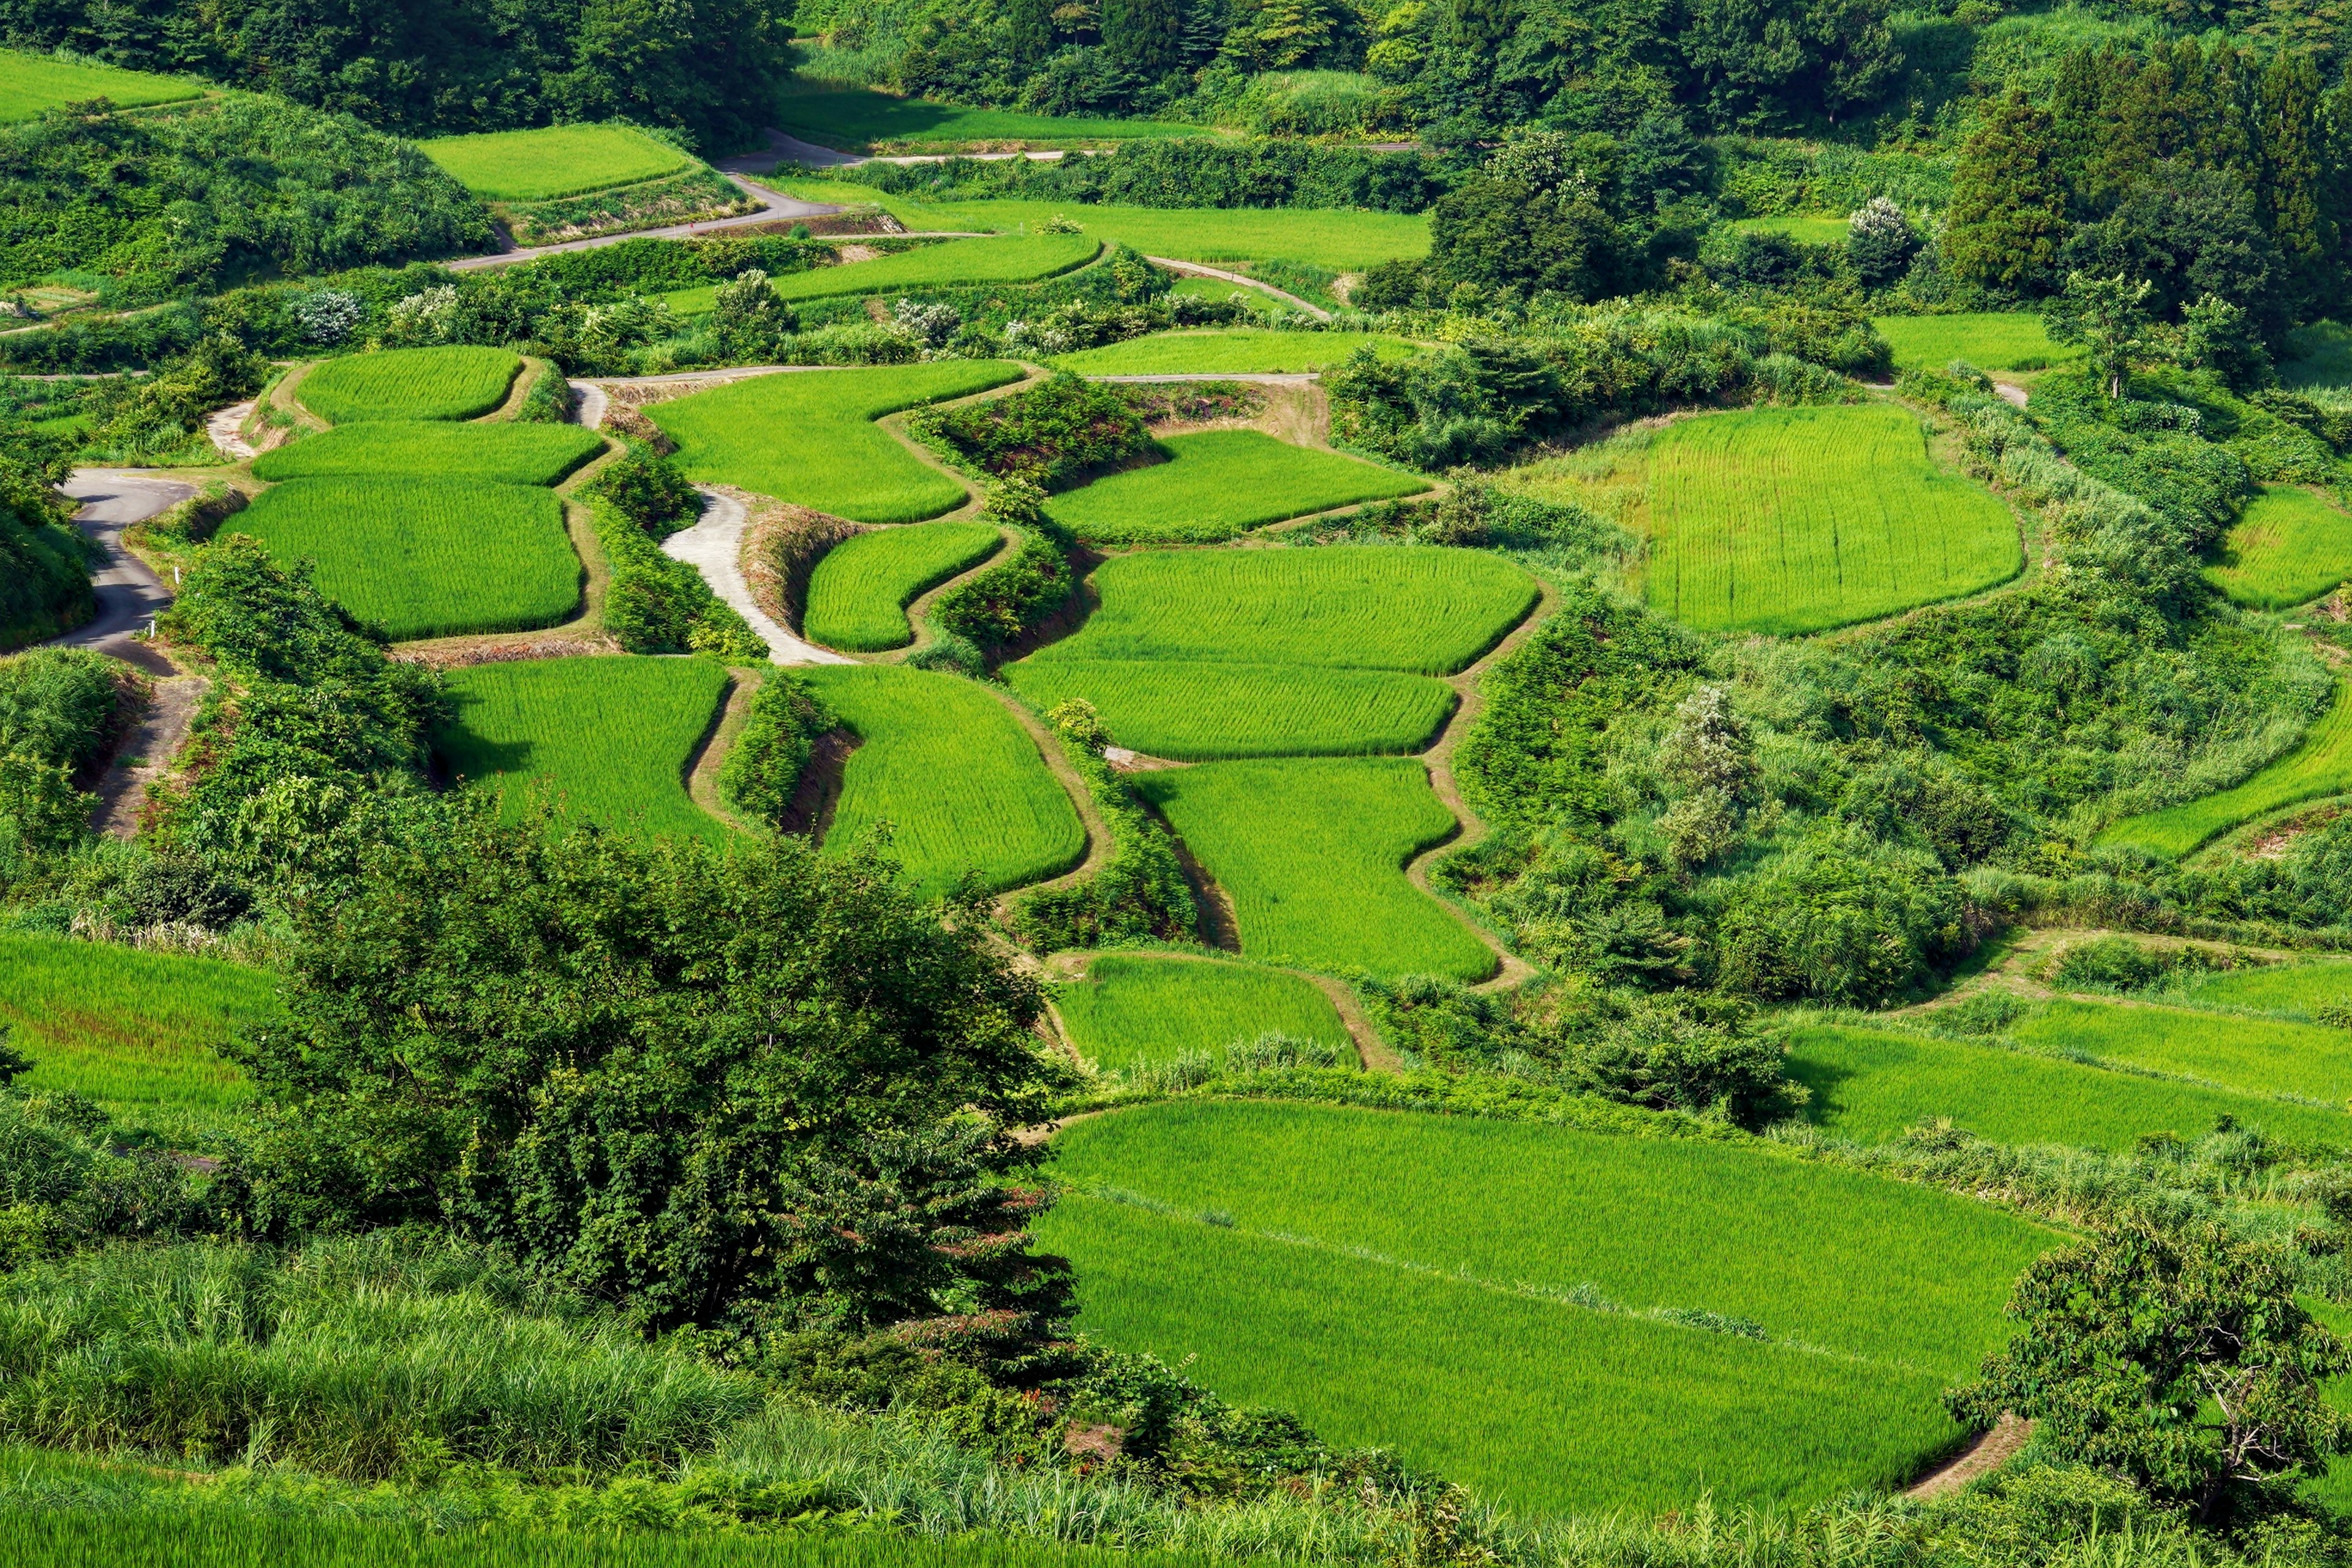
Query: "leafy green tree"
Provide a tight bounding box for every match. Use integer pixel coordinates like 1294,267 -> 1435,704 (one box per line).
2045,272 -> 2157,400
1949,1215 -> 2352,1524
1428,172 -> 1632,301
2060,160 -> 2282,333
1944,90 -> 2070,296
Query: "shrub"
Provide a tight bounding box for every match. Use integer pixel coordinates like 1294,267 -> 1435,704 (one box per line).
1713,831 -> 1967,1006
719,674 -> 835,830
919,372 -> 1148,491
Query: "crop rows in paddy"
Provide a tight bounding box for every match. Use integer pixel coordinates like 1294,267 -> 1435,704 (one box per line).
2103,680 -> 2352,856
435,657 -> 734,845
649,363 -> 1022,523
1053,955 -> 1352,1073
237,478 -> 578,641
252,421 -> 605,486
802,665 -> 1084,899
1045,429 -> 1428,545
804,521 -> 1001,652
1035,1100 -> 2052,1516
1643,404 -> 2022,636
298,346 -> 525,425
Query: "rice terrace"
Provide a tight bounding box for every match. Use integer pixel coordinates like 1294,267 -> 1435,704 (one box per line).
11,15 -> 2352,1568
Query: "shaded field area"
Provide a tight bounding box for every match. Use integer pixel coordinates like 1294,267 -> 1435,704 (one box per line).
1050,331 -> 1425,375
804,522 -> 1001,652
2102,682 -> 2352,856
298,347 -> 524,425
775,233 -> 1098,300
1139,757 -> 1492,979
649,363 -> 1020,522
0,934 -> 271,1127
420,123 -> 694,201
1053,954 -> 1352,1072
1044,431 -> 1428,545
238,478 -> 578,641
802,665 -> 1085,898
1643,404 -> 2021,636
1037,1100 -> 2054,1515
1788,1022 -> 2352,1149
2204,485 -> 2352,609
252,422 -> 603,486
435,657 -> 734,844
774,79 -> 1205,151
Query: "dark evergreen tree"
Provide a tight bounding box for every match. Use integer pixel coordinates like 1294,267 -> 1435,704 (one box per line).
1104,0 -> 1185,75
1945,90 -> 2070,296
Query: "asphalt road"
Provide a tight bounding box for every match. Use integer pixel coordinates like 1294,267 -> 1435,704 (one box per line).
46,470 -> 195,674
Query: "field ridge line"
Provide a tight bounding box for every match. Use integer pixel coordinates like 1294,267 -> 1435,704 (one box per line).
1144,257 -> 1331,320
684,668 -> 764,834
890,523 -> 1020,662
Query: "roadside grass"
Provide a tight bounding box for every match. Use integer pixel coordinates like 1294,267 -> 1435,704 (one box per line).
1026,547 -> 1536,674
1043,431 -> 1429,545
1038,1100 -> 2054,1515
1786,1022 -> 2352,1149
435,657 -> 733,845
1137,758 -> 1491,979
768,178 -> 1430,270
1047,330 -> 1425,376
2014,997 -> 2352,1106
251,421 -> 604,486
1872,312 -> 2083,374
1052,954 -> 1352,1072
2204,485 -> 2352,609
647,363 -> 1021,522
1644,404 -> 2022,635
0,49 -> 202,120
298,347 -> 524,425
237,478 -> 578,641
802,665 -> 1085,898
418,123 -> 695,202
0,933 -> 270,1126
1005,660 -> 1453,760
804,522 -> 1001,652
2174,958 -> 2352,1019
775,78 -> 1204,151
775,233 -> 1099,300
1730,214 -> 1850,246
2102,681 -> 2352,856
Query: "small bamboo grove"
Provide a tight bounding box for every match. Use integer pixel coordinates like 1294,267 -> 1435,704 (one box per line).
13,15 -> 2352,1568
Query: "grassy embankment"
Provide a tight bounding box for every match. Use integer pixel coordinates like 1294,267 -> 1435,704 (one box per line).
2103,681 -> 2352,856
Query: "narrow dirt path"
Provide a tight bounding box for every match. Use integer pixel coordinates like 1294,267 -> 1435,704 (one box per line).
987,698 -> 1115,921
1905,1415 -> 2033,1498
45,470 -> 195,676
886,524 -> 1018,662
685,669 -> 765,832
1144,258 -> 1332,320
665,488 -> 853,666
89,673 -> 208,837
206,402 -> 257,460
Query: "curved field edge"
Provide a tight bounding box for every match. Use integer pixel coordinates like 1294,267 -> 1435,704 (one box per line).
2102,680 -> 2352,858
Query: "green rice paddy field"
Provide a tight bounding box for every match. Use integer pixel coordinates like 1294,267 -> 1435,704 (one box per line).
238,478 -> 578,641
251,421 -> 604,486
1044,431 -> 1428,544
298,347 -> 524,425
648,363 -> 1020,522
2016,997 -> 2352,1106
1137,758 -> 1491,980
0,934 -> 270,1126
1789,1022 -> 2352,1148
1872,312 -> 2082,374
804,522 -> 1001,651
0,48 -> 202,120
435,657 -> 733,843
2205,485 -> 2352,609
2103,681 -> 2352,856
802,665 -> 1084,897
1053,954 -> 1352,1072
1049,330 -> 1424,376
775,79 -> 1204,151
420,123 -> 695,202
2176,958 -> 2352,1017
1643,404 -> 2021,635
771,178 -> 1430,271
1038,1100 -> 2056,1515
1008,660 -> 1455,759
777,234 -> 1098,300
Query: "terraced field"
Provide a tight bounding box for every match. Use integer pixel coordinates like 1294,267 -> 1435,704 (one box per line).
252,421 -> 604,486
1008,660 -> 1453,760
1788,1023 -> 2352,1148
420,123 -> 695,201
775,78 -> 1204,150
236,477 -> 578,640
1038,1101 -> 2056,1515
2205,486 -> 2352,609
648,363 -> 1021,522
1644,404 -> 2022,635
804,522 -> 1001,652
2103,682 -> 2352,856
0,48 -> 201,119
775,233 -> 1099,300
0,933 -> 271,1128
1872,312 -> 2082,374
1053,955 -> 1352,1072
1044,431 -> 1428,544
802,665 -> 1085,898
435,656 -> 734,844
1050,330 -> 1425,375
1138,758 -> 1491,980
2176,958 -> 2352,1018
2015,997 -> 2352,1106
298,347 -> 524,424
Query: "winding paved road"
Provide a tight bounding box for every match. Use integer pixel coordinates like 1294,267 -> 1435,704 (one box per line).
662,488 -> 851,667
46,470 -> 194,675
